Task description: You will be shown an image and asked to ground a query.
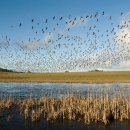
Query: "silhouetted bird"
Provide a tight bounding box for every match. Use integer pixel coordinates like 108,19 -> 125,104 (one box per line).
19,23 -> 22,27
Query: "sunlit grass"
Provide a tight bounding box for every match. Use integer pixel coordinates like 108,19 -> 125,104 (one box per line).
0,71 -> 130,83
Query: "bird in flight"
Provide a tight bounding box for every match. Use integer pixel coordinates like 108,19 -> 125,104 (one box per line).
59,17 -> 63,20
45,19 -> 48,23
19,23 -> 22,27
31,19 -> 34,22
102,12 -> 104,16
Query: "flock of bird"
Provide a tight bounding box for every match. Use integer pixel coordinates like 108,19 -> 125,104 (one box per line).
0,12 -> 130,72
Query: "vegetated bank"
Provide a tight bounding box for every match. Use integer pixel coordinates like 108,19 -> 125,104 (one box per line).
0,71 -> 130,83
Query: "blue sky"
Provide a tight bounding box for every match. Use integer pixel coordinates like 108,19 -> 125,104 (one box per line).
0,0 -> 130,72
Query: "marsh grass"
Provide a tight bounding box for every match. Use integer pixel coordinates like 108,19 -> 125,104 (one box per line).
1,87 -> 130,125
1,71 -> 130,83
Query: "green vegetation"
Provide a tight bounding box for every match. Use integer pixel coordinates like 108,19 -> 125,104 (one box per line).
0,71 -> 130,83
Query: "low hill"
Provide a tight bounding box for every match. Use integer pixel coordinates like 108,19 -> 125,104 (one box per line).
0,68 -> 14,72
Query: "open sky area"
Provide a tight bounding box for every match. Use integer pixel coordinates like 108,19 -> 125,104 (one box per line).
0,0 -> 130,72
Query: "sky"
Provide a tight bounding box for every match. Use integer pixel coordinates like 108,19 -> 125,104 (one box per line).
0,0 -> 130,72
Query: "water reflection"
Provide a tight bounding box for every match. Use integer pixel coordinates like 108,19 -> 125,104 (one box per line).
0,82 -> 130,99
1,108 -> 130,130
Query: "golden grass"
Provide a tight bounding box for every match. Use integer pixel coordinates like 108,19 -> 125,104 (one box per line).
1,88 -> 130,125
1,71 -> 130,83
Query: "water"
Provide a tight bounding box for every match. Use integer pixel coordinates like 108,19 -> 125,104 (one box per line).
1,82 -> 130,130
0,82 -> 130,98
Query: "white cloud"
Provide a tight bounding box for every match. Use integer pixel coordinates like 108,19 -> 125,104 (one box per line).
114,12 -> 130,51
21,32 -> 54,49
42,32 -> 54,44
118,60 -> 130,70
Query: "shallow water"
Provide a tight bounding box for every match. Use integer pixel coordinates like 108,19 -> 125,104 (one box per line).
1,82 -> 130,130
0,107 -> 130,130
0,82 -> 130,98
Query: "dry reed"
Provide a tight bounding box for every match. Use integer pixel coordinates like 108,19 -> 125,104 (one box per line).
0,87 -> 130,125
